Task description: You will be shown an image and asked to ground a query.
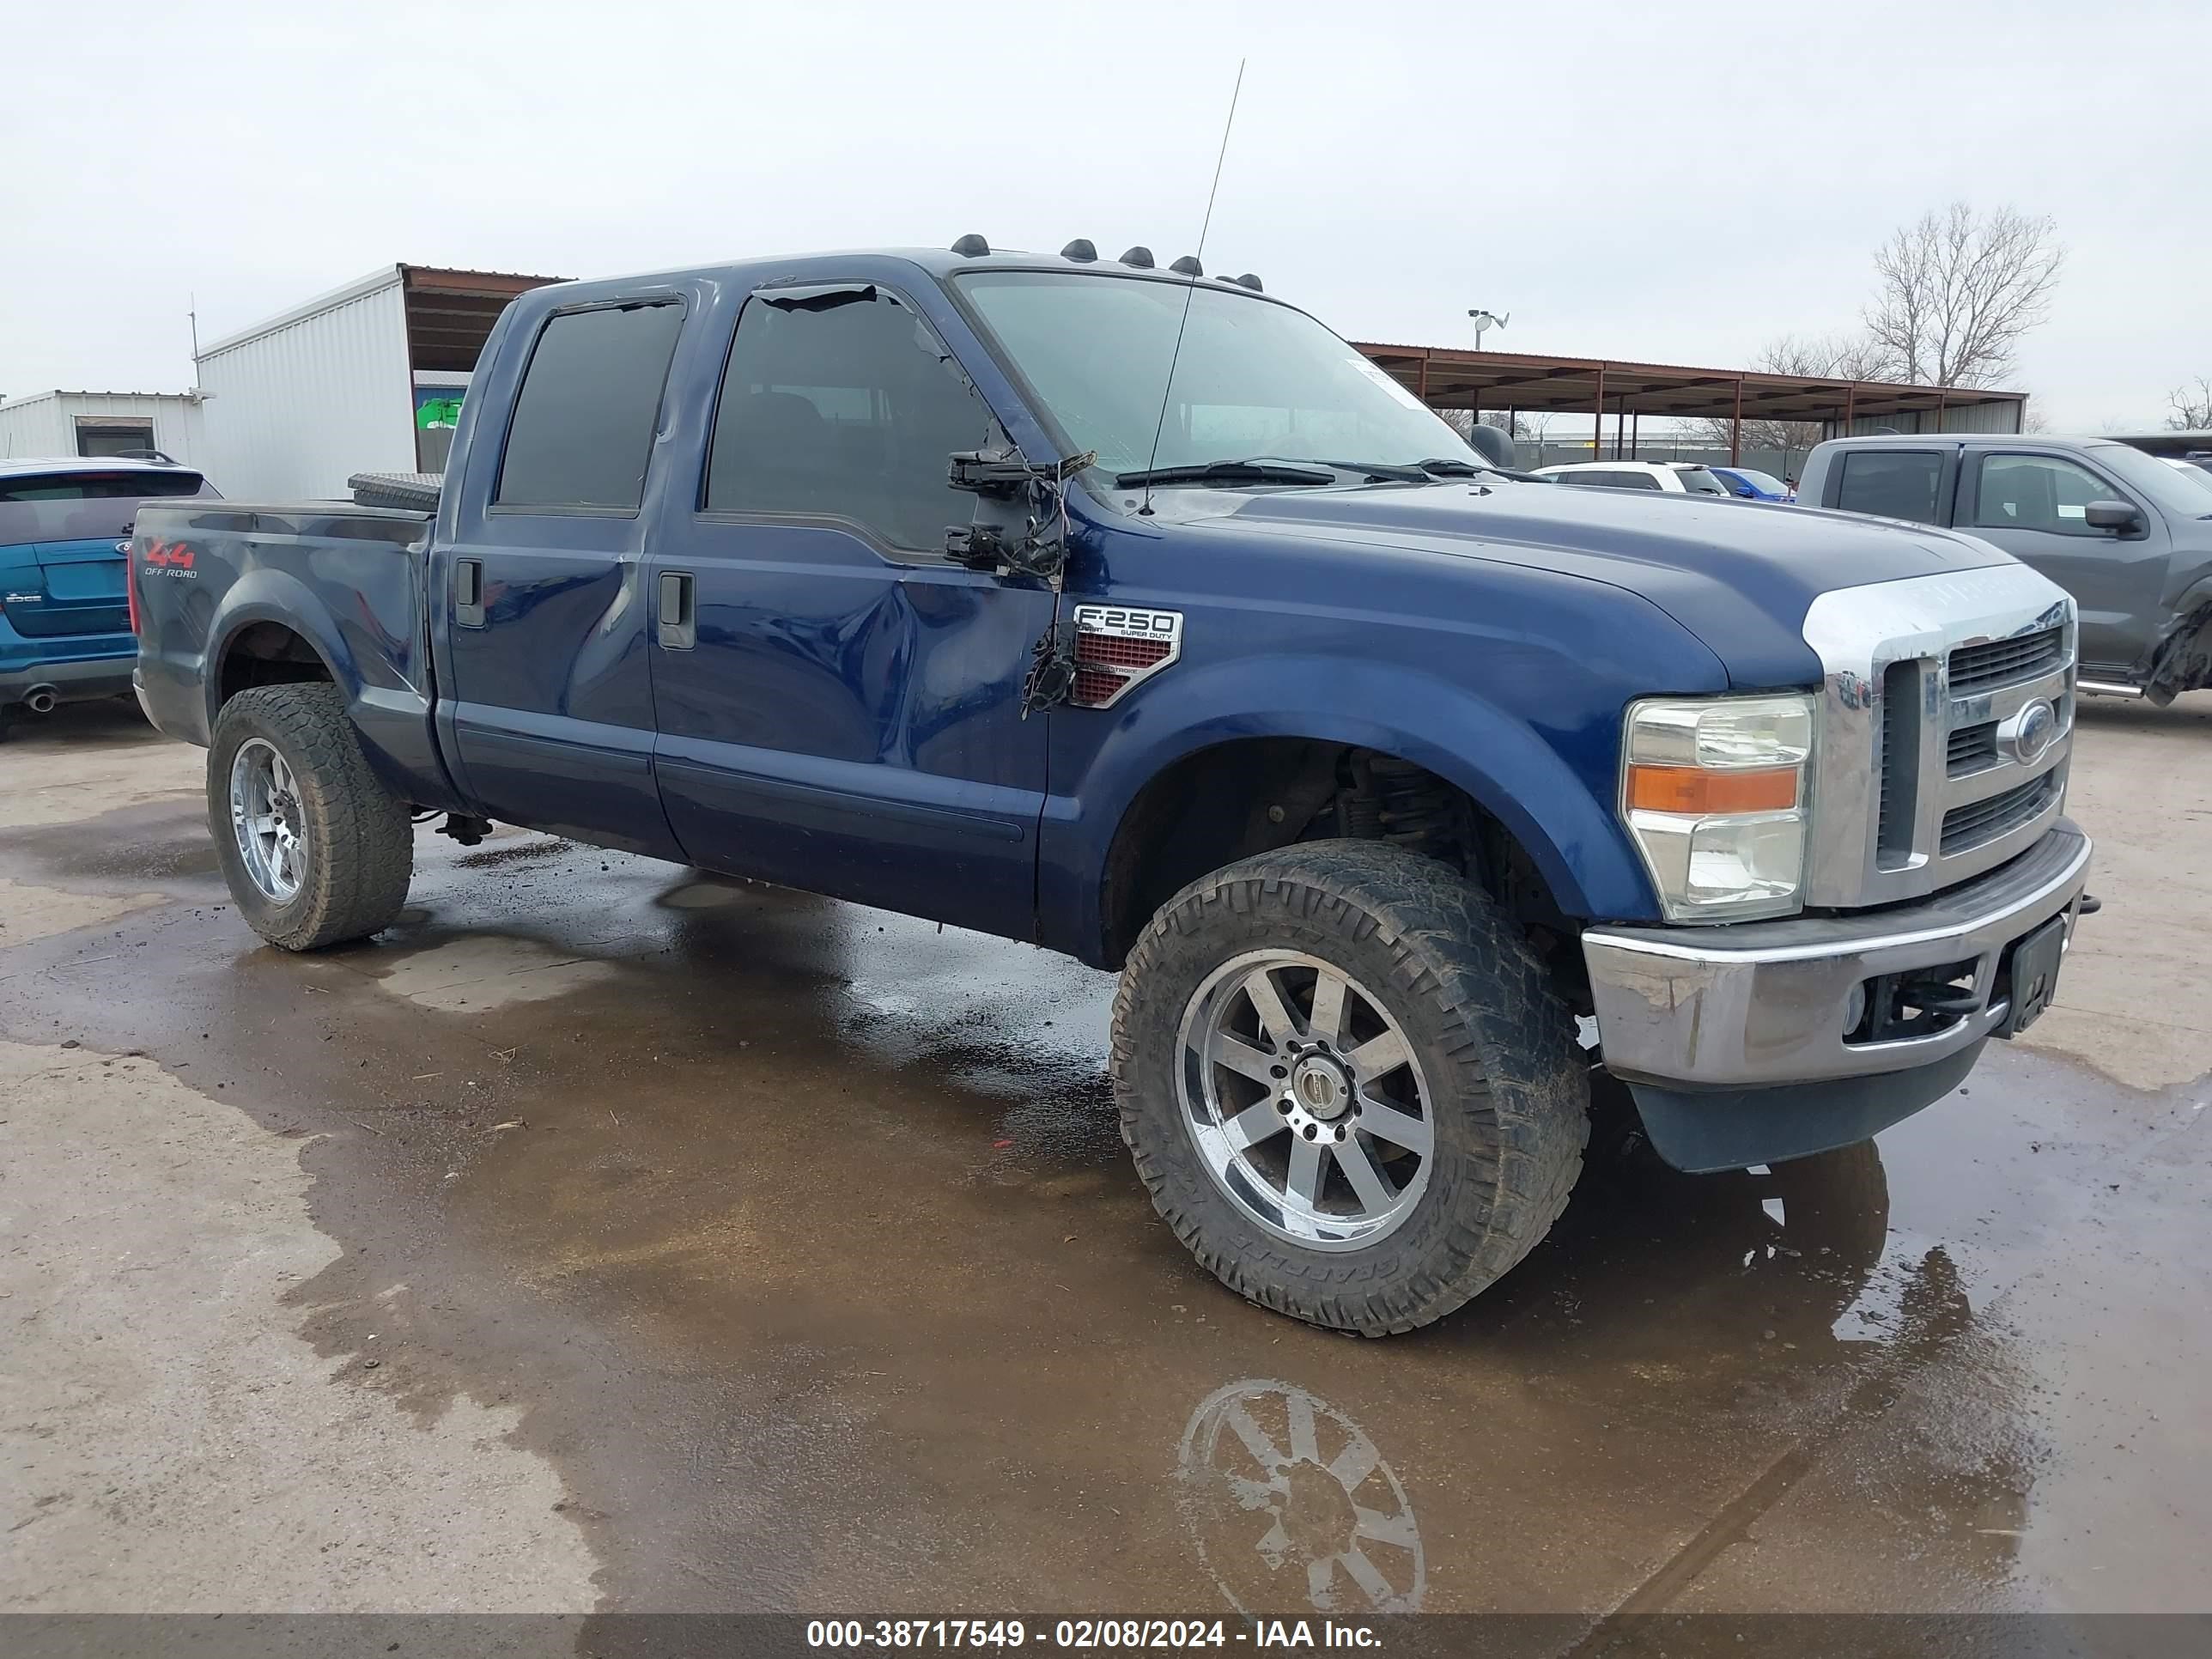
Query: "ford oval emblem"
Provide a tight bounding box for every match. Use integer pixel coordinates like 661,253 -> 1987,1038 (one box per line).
116,540 -> 132,555
2007,699 -> 2058,766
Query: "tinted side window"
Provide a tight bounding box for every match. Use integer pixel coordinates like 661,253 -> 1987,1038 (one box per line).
1835,450 -> 1942,524
1971,453 -> 2118,538
495,301 -> 685,511
705,286 -> 997,550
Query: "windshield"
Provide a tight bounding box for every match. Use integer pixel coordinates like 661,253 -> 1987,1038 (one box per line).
2087,441 -> 2212,518
1673,466 -> 1730,496
954,270 -> 1480,481
1729,468 -> 1789,495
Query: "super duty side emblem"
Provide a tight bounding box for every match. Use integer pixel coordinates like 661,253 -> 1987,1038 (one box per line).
1070,604 -> 1182,708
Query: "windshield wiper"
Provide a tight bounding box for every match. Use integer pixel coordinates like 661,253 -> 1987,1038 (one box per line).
1241,456 -> 1434,482
1301,457 -> 1509,483
1115,459 -> 1339,489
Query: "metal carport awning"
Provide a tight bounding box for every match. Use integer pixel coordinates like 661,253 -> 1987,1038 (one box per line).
1352,342 -> 2027,458
400,265 -> 566,376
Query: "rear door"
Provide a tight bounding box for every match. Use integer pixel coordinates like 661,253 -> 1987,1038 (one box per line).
1956,448 -> 2168,671
0,468 -> 214,640
436,293 -> 691,857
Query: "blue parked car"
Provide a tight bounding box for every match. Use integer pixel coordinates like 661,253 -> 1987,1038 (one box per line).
0,457 -> 219,738
1707,465 -> 1794,502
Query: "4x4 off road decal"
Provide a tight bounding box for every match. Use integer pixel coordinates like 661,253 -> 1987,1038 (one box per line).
1070,605 -> 1182,708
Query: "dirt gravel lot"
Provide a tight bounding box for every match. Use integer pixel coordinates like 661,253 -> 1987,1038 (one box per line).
2,696 -> 2208,1632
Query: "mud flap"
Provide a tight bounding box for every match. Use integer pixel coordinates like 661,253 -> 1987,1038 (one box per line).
1626,1039 -> 1985,1174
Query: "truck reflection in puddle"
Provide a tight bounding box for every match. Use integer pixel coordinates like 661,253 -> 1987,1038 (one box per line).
1179,1379 -> 1425,1614
1173,1138 -> 2023,1616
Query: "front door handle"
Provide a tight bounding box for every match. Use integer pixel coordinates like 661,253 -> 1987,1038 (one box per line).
453,557 -> 484,628
657,570 -> 696,650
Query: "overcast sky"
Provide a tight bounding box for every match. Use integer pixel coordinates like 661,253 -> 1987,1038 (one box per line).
3,0 -> 2206,431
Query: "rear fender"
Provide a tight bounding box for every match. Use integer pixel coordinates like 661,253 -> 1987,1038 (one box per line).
205,564 -> 466,812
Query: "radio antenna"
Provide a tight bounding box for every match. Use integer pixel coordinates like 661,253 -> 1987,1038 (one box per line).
1139,58 -> 1246,518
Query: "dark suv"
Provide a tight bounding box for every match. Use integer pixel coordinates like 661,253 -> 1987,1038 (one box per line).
1800,434 -> 2212,702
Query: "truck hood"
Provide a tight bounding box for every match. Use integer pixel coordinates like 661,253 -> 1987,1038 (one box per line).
1218,481 -> 2014,688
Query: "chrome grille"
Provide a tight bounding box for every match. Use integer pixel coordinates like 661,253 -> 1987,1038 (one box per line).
1801,567 -> 2075,908
1948,627 -> 2064,694
1942,772 -> 2061,854
1947,722 -> 1999,774
1875,659 -> 1921,866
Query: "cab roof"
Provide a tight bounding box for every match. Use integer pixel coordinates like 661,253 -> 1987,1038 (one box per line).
520,244 -> 1283,309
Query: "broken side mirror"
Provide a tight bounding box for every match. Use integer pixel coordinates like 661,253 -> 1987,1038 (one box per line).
945,447 -> 1095,585
2083,499 -> 2142,534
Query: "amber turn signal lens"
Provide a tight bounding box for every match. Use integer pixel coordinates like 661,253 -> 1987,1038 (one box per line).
1626,763 -> 1799,815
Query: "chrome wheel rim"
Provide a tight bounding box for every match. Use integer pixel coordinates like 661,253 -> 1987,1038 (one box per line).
1177,951 -> 1434,1253
229,738 -> 307,903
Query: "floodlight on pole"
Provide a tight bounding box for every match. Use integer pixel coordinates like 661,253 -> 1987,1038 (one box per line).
1467,308 -> 1510,349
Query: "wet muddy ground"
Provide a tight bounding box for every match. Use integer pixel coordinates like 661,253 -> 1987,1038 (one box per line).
3,698 -> 2209,1626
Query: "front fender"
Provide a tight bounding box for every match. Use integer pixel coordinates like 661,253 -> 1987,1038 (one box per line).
1036,653 -> 1662,965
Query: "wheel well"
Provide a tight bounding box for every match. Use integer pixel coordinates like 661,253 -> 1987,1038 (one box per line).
218,623 -> 332,707
1097,738 -> 1587,1007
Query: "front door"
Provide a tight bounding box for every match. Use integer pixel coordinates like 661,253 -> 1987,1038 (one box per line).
438,295 -> 690,857
644,282 -> 1054,939
1957,449 -> 2168,672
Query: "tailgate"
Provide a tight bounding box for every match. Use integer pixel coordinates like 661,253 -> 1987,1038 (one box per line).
5,536 -> 132,638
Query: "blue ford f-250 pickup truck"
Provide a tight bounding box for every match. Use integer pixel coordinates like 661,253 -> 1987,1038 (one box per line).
131,240 -> 2093,1334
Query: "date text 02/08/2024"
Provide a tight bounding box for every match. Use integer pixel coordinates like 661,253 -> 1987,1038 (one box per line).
803,1619 -> 1383,1649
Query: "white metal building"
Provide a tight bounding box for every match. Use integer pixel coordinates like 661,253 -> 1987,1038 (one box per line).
0,390 -> 207,465
195,264 -> 561,501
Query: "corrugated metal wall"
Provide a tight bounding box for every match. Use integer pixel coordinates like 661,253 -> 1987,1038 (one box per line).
0,398 -> 68,458
197,276 -> 413,501
1846,401 -> 2023,436
0,392 -> 208,466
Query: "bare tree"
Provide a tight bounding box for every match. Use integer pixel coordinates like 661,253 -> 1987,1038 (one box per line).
2167,376 -> 2212,430
1863,203 -> 2063,388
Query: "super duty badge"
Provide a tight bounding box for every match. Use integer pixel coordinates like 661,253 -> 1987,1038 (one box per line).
1071,605 -> 1182,708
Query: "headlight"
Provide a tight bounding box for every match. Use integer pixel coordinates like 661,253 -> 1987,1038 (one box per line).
1621,694 -> 1814,922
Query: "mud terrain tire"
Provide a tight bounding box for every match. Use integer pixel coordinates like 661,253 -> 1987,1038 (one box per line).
208,684 -> 414,951
1112,840 -> 1589,1334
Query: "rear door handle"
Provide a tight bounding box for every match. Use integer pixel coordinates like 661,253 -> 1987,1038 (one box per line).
453,558 -> 484,628
657,570 -> 696,650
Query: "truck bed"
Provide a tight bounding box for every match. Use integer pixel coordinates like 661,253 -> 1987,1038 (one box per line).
130,497 -> 459,810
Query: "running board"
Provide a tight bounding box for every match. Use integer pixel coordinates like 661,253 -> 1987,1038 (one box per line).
2077,679 -> 2144,699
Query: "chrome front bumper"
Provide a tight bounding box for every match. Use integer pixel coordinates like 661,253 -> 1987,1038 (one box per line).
1583,819 -> 2091,1091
